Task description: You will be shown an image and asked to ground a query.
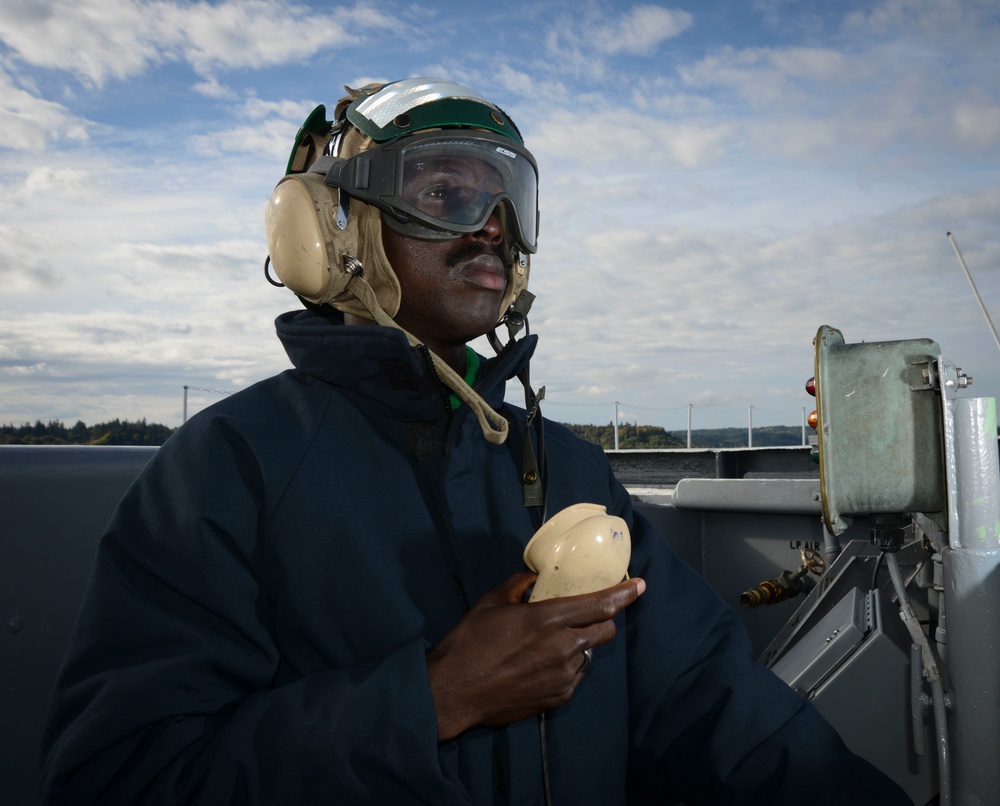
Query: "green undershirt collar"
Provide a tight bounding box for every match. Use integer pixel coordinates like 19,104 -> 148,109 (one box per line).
449,347 -> 480,410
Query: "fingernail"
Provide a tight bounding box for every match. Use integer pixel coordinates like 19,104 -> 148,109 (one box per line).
635,578 -> 646,595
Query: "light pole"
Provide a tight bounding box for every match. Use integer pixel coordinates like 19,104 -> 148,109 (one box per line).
613,401 -> 620,450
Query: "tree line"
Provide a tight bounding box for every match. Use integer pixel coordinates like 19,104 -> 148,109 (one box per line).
562,422 -> 804,450
1,418 -> 805,449
1,419 -> 176,446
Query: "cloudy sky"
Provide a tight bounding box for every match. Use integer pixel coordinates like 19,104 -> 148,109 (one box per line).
1,0 -> 998,432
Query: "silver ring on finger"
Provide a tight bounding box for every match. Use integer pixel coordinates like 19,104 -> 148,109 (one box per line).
579,647 -> 593,672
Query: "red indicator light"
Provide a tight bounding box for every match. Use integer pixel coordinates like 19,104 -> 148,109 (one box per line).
808,410 -> 818,430
805,377 -> 816,396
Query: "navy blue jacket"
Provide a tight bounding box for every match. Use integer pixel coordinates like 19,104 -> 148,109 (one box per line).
41,309 -> 911,804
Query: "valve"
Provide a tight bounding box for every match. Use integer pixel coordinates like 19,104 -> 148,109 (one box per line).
740,549 -> 826,608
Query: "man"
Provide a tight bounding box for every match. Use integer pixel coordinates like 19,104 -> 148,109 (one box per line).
41,78 -> 911,804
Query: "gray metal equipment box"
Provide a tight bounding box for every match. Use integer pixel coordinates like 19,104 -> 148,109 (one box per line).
771,586 -> 936,805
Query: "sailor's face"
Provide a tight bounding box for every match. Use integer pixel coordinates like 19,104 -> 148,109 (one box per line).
381,208 -> 507,349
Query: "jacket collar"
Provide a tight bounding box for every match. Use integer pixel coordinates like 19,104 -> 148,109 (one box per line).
275,309 -> 538,411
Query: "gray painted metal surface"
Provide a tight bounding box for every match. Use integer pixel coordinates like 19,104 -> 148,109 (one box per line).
943,397 -> 1000,805
672,477 -> 823,514
608,444 -> 820,486
763,544 -> 938,804
1,446 -> 156,806
771,587 -> 874,694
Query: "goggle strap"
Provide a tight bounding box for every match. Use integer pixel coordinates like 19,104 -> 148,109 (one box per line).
346,271 -> 509,445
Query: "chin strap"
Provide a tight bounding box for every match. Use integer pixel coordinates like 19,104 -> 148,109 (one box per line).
343,258 -> 510,445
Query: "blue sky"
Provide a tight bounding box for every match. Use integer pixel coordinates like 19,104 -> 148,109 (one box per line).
1,0 -> 998,432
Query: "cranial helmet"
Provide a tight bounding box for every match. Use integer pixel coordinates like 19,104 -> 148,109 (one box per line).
264,77 -> 536,324
264,78 -> 541,444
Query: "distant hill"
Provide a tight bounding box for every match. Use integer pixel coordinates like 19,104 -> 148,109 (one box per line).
560,422 -> 685,450
687,425 -> 804,448
2,418 -> 804,450
561,422 -> 804,450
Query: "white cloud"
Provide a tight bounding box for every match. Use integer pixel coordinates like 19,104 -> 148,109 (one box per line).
0,0 -> 396,87
2,362 -> 48,376
192,76 -> 237,100
679,45 -> 871,108
155,0 -> 371,75
0,0 -> 997,430
0,0 -> 164,86
531,105 -> 734,170
13,166 -> 95,199
189,117 -> 303,161
598,5 -> 694,56
522,179 -> 1000,427
672,28 -> 1000,169
0,224 -> 64,292
952,93 -> 1000,150
843,0 -> 998,43
0,68 -> 89,149
183,95 -> 326,161
540,2 -> 693,80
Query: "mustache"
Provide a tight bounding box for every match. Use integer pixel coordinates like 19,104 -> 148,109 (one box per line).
446,242 -> 510,277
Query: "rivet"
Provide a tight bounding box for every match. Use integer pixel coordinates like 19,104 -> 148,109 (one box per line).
491,111 -> 505,126
393,113 -> 411,128
523,470 -> 538,484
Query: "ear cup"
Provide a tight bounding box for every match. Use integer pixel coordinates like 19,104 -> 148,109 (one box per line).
264,172 -> 402,319
265,173 -> 354,300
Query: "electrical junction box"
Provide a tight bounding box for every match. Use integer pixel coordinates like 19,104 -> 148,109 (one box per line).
813,325 -> 946,535
770,586 -> 936,805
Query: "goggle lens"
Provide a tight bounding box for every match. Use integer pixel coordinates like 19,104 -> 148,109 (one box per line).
324,132 -> 539,253
401,154 -> 506,228
396,138 -> 537,252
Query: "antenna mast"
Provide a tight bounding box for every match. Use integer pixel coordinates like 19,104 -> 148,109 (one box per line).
947,231 -> 1000,355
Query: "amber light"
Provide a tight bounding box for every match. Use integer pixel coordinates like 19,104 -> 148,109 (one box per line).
808,410 -> 818,430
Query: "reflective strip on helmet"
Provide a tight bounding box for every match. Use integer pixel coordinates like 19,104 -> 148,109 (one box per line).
354,78 -> 494,128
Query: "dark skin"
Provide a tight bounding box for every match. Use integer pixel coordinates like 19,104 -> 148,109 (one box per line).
346,211 -> 510,374
347,210 -> 646,741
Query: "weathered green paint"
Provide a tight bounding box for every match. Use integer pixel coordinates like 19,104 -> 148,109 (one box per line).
814,325 -> 945,535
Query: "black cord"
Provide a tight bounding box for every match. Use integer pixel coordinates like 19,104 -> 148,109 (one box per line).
539,713 -> 553,806
263,255 -> 285,287
490,309 -> 552,804
871,550 -> 885,591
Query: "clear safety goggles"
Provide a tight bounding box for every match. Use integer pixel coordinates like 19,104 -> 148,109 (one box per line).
321,130 -> 539,254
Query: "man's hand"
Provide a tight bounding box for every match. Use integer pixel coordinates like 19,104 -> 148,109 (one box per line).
426,572 -> 645,741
